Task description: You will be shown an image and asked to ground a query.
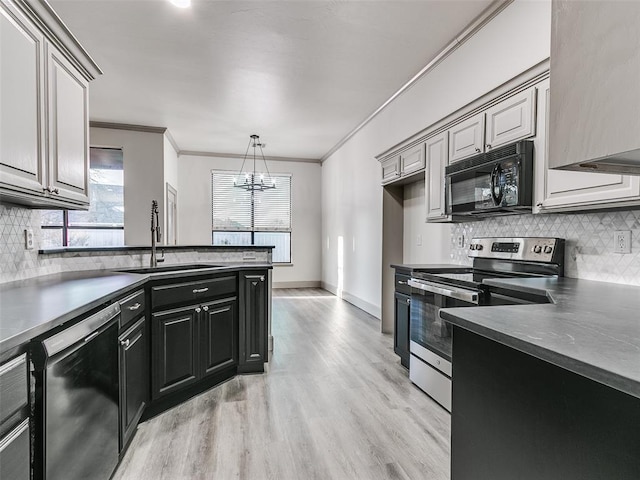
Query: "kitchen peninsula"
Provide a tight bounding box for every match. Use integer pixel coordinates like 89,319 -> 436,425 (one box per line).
441,277 -> 640,480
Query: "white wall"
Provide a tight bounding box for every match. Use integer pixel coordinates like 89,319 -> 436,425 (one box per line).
403,180 -> 451,264
177,154 -> 322,286
90,127 -> 165,245
321,0 -> 552,318
163,134 -> 179,241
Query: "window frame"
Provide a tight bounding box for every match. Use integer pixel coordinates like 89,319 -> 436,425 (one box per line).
211,170 -> 292,263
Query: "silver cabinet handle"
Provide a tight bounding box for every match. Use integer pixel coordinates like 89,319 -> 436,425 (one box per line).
192,287 -> 209,294
120,339 -> 130,348
43,186 -> 60,194
406,298 -> 411,305
536,202 -> 543,208
260,276 -> 265,282
127,303 -> 141,311
486,144 -> 492,150
475,148 -> 481,153
195,307 -> 201,313
202,305 -> 209,312
397,280 -> 407,285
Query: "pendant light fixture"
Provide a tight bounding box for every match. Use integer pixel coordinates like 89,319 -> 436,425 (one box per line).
233,134 -> 276,192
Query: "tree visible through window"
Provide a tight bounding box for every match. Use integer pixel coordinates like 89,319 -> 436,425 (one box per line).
211,171 -> 291,263
41,147 -> 124,247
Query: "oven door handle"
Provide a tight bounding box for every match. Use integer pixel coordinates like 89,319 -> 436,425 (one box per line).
408,279 -> 479,304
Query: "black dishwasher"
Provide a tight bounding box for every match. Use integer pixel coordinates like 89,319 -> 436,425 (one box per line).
32,303 -> 120,480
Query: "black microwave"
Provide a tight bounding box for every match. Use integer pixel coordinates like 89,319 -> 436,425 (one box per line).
445,140 -> 533,217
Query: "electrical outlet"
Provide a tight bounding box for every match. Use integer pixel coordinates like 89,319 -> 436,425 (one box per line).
613,230 -> 631,254
24,229 -> 34,250
416,234 -> 422,246
456,234 -> 465,248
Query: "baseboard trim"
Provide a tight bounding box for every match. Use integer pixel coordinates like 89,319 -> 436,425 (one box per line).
272,281 -> 321,289
321,282 -> 381,319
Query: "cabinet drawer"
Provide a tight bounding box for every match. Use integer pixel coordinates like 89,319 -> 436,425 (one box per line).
0,419 -> 30,480
0,355 -> 28,427
151,275 -> 236,310
395,273 -> 411,295
119,289 -> 145,330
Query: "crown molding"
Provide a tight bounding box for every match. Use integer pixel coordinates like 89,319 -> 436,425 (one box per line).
90,121 -> 167,134
320,0 -> 514,163
179,150 -> 321,164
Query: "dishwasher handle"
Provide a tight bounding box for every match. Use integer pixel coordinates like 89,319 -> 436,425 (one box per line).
42,303 -> 121,357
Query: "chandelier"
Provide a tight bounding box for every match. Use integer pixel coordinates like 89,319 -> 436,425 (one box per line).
233,134 -> 276,192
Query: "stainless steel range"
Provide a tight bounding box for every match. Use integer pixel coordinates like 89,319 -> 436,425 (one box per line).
407,237 -> 565,412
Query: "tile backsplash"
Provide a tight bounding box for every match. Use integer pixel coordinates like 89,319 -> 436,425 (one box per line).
0,204 -> 270,284
450,210 -> 640,286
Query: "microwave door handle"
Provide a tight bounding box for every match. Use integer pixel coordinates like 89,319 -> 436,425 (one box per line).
490,164 -> 503,206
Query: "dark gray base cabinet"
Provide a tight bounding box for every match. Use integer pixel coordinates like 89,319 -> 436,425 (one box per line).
239,271 -> 268,373
451,326 -> 640,480
119,318 -> 148,451
152,297 -> 238,400
394,292 -> 410,368
152,306 -> 200,399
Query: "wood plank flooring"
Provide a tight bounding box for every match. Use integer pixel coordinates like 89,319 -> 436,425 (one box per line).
113,288 -> 450,480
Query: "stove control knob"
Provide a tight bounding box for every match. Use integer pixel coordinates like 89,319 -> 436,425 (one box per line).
469,244 -> 475,250
533,245 -> 542,254
476,244 -> 483,251
544,245 -> 553,254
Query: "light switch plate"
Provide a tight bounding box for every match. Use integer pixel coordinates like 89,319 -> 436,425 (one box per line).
417,234 -> 422,246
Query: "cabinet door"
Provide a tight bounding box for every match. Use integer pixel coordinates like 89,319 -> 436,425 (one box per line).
119,317 -> 147,451
394,292 -> 410,368
400,143 -> 425,176
46,43 -> 89,206
0,419 -> 29,480
200,298 -> 237,378
425,132 -> 449,221
381,156 -> 401,184
239,272 -> 267,372
534,79 -> 640,212
449,113 -> 485,163
152,305 -> 198,399
485,88 -> 536,150
0,3 -> 46,196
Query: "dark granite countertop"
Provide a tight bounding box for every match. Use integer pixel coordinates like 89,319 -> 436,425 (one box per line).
0,263 -> 272,358
39,245 -> 274,254
391,263 -> 468,272
440,277 -> 640,400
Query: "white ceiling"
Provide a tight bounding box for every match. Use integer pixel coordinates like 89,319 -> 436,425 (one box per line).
50,0 -> 493,159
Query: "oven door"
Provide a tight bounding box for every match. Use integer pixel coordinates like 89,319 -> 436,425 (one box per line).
409,284 -> 477,365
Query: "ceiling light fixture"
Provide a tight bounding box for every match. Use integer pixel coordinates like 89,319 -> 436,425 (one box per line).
233,134 -> 276,192
168,0 -> 191,8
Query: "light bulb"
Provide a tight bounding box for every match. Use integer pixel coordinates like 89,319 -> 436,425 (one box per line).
169,0 -> 191,8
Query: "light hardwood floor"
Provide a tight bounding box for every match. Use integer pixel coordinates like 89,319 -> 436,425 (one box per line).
113,288 -> 450,480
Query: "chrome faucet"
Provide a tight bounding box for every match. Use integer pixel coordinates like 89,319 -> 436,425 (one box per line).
150,200 -> 164,267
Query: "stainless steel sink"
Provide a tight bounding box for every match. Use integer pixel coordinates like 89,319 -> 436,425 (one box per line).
117,264 -> 223,274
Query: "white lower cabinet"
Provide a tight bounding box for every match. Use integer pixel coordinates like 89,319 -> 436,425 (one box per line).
534,78 -> 640,212
425,132 -> 449,221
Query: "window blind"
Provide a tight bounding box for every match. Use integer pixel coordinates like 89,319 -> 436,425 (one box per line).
211,171 -> 291,232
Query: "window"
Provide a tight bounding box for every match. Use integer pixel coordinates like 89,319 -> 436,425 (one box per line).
211,171 -> 291,263
41,147 -> 124,248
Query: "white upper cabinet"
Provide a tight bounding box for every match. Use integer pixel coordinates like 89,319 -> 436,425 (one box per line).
400,143 -> 425,176
448,113 -> 484,163
549,0 -> 640,174
380,143 -> 425,185
47,44 -> 90,205
0,0 -> 101,209
0,1 -> 46,195
534,78 -> 640,212
485,88 -> 536,151
381,156 -> 401,184
425,132 -> 449,221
